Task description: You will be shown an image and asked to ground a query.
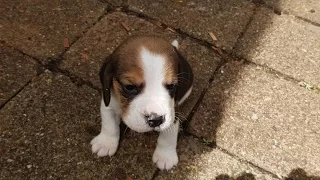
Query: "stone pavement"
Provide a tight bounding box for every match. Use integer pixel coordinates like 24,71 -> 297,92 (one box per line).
1,0 -> 319,179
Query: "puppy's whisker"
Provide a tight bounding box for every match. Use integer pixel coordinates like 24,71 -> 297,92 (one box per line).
175,112 -> 187,122
176,78 -> 191,86
177,75 -> 190,81
124,126 -> 129,135
177,72 -> 191,76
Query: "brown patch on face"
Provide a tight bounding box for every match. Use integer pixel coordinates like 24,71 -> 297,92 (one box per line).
163,56 -> 178,85
119,70 -> 144,86
112,79 -> 130,118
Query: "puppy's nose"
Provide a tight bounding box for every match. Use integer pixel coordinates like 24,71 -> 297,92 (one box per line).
145,113 -> 164,128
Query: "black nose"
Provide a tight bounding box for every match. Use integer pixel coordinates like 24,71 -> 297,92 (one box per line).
145,113 -> 164,128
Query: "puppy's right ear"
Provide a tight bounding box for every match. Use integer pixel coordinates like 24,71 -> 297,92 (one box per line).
100,55 -> 113,106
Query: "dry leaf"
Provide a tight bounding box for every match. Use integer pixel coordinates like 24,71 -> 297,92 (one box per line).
80,52 -> 89,61
166,27 -> 176,33
120,22 -> 131,32
208,32 -> 217,41
63,38 -> 70,48
211,46 -> 222,55
126,176 -> 133,180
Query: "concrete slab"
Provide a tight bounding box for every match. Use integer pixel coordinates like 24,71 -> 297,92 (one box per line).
0,72 -> 156,179
127,0 -> 255,50
235,7 -> 320,87
155,136 -> 276,180
61,12 -> 221,117
190,62 -> 320,177
263,0 -> 320,24
0,0 -> 106,61
0,45 -> 40,106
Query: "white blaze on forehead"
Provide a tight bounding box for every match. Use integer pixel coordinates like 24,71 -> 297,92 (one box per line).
140,47 -> 166,90
139,47 -> 170,115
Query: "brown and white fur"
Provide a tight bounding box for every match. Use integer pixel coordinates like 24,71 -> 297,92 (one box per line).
90,35 -> 193,170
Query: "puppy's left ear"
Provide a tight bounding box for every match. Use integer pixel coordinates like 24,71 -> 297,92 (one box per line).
172,41 -> 194,106
100,55 -> 114,106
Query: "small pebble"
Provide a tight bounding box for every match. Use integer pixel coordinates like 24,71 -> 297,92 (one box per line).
7,159 -> 14,163
251,114 -> 258,120
27,164 -> 32,168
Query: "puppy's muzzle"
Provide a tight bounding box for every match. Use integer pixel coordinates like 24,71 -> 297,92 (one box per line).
144,113 -> 165,128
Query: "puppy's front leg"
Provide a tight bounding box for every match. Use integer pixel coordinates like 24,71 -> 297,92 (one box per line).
91,100 -> 120,157
153,121 -> 179,170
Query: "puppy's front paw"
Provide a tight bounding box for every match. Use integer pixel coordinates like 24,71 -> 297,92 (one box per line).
152,148 -> 178,170
91,133 -> 119,157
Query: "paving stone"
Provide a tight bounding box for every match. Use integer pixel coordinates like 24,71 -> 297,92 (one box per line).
263,0 -> 320,24
0,0 -> 106,61
127,0 -> 255,50
155,136 -> 276,180
0,45 -> 40,106
190,62 -> 320,177
61,12 -> 220,117
0,72 -> 156,179
235,7 -> 320,87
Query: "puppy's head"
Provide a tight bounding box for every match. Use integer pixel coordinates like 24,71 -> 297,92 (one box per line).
100,35 -> 193,132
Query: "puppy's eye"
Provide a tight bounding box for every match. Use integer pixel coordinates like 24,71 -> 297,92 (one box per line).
120,83 -> 142,100
124,84 -> 137,92
165,84 -> 176,91
165,84 -> 176,97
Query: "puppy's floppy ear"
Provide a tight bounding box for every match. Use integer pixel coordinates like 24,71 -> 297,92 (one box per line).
100,55 -> 113,106
173,46 -> 194,105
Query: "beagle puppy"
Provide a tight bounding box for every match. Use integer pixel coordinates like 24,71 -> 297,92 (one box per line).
91,35 -> 193,170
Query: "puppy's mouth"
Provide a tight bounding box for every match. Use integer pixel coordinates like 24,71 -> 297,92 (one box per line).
153,125 -> 166,132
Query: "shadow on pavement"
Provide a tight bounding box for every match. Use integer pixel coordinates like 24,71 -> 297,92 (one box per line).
216,172 -> 256,180
285,168 -> 320,180
215,168 -> 320,180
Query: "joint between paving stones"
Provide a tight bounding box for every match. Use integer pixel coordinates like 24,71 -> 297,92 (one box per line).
0,80 -> 33,109
294,15 -> 320,27
250,0 -> 320,27
216,145 -> 282,179
232,6 -> 258,53
239,57 -> 320,93
42,56 -> 101,92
